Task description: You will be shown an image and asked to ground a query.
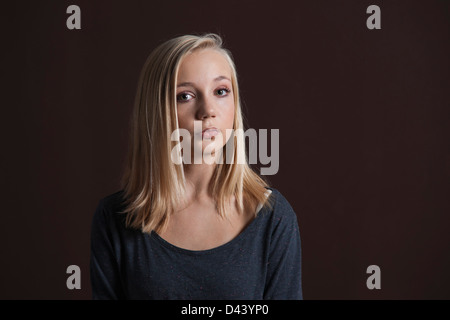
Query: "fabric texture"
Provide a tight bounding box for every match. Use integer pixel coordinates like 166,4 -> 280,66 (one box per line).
90,188 -> 302,300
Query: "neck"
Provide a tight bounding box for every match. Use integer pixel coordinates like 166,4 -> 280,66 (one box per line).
183,163 -> 217,199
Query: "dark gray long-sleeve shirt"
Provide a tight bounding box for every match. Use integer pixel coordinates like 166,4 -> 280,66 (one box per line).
90,188 -> 302,300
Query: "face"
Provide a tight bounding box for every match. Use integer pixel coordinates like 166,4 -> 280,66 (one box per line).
175,48 -> 235,161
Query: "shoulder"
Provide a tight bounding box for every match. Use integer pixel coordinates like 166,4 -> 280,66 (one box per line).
97,190 -> 126,212
262,187 -> 300,235
92,190 -> 127,227
265,188 -> 297,220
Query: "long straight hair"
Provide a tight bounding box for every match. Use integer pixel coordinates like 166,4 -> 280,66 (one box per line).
121,33 -> 271,234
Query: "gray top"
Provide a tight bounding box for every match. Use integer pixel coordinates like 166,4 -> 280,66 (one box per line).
90,188 -> 302,300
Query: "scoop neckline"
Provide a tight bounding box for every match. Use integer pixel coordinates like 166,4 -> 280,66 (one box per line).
149,205 -> 268,256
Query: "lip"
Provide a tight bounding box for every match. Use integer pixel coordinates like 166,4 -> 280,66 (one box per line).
202,127 -> 219,139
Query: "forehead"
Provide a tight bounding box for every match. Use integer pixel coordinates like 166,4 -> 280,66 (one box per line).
177,49 -> 232,82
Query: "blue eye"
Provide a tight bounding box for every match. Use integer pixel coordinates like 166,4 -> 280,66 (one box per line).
216,88 -> 231,96
177,93 -> 194,102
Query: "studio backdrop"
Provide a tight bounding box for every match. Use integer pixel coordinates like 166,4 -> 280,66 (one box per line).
1,0 -> 449,299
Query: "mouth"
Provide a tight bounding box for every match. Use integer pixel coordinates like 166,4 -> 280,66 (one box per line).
202,127 -> 219,139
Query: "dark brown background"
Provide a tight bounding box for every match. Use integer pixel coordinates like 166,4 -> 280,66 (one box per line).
1,0 -> 449,299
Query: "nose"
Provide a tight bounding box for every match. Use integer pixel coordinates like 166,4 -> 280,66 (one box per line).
196,95 -> 216,120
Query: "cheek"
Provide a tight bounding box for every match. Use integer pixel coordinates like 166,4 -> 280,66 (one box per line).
225,102 -> 235,127
176,109 -> 191,130
222,103 -> 235,142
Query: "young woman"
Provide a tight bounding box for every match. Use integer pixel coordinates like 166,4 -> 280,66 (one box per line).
90,34 -> 302,299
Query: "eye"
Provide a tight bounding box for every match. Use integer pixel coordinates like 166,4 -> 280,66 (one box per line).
216,88 -> 231,97
177,92 -> 194,102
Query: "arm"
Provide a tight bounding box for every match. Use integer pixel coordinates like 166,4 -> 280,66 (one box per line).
90,199 -> 126,300
263,195 -> 303,300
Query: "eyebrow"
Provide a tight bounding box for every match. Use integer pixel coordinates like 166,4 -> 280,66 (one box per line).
177,75 -> 231,88
213,75 -> 231,82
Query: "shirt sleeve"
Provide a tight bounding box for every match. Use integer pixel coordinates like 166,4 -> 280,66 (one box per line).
90,199 -> 126,300
263,193 -> 303,300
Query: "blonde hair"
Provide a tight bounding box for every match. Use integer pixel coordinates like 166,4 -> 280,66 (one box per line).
121,33 -> 271,234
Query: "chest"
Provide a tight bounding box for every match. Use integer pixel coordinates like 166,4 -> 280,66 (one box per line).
158,201 -> 255,251
123,231 -> 268,299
